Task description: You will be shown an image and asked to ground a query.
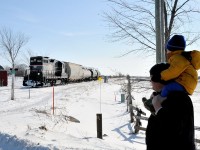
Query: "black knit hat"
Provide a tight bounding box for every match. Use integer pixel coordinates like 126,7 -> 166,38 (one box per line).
166,35 -> 186,51
150,63 -> 171,84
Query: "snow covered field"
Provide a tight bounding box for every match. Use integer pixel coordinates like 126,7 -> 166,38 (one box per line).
0,77 -> 199,150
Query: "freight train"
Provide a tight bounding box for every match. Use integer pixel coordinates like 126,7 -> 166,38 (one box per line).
23,56 -> 100,87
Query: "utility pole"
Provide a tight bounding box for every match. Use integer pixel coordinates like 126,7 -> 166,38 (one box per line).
160,0 -> 166,62
155,0 -> 165,63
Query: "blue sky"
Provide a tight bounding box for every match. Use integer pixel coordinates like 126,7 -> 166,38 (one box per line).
0,0 -> 155,76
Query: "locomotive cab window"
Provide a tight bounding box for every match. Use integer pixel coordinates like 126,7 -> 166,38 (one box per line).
30,59 -> 37,62
43,60 -> 48,63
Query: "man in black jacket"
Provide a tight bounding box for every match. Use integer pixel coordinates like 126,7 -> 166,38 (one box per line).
145,63 -> 196,150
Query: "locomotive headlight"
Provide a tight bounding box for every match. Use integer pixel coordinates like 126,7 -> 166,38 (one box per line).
38,73 -> 40,75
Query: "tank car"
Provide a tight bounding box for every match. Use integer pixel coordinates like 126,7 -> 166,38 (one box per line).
87,68 -> 97,80
95,69 -> 101,79
82,67 -> 92,81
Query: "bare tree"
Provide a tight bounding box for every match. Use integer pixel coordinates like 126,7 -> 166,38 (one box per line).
15,63 -> 28,77
104,0 -> 200,57
0,28 -> 29,100
21,48 -> 35,66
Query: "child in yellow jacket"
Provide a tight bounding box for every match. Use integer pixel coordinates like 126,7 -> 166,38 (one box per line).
160,35 -> 198,97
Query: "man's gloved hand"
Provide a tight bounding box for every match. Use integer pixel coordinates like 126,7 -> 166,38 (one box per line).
152,94 -> 166,113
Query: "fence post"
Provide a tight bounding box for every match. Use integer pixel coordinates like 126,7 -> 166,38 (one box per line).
121,93 -> 125,103
96,113 -> 102,139
104,76 -> 108,83
127,75 -> 134,123
134,108 -> 142,133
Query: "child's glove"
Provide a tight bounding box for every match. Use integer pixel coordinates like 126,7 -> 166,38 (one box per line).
142,92 -> 159,115
142,97 -> 155,114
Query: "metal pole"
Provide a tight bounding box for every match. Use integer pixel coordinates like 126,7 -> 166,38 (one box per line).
28,73 -> 30,99
100,80 -> 101,113
29,87 -> 30,99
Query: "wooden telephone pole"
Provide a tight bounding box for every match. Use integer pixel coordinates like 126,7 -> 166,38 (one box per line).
155,0 -> 165,63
